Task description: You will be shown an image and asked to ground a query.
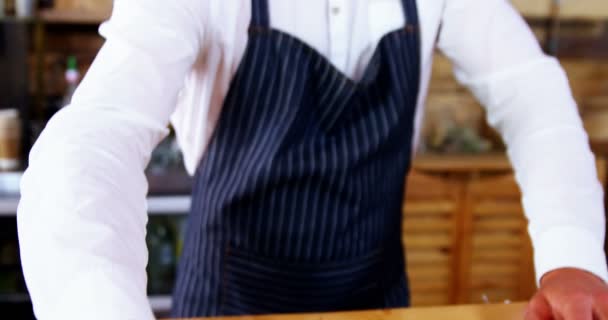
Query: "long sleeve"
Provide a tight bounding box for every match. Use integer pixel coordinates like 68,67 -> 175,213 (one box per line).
437,0 -> 608,283
17,1 -> 205,318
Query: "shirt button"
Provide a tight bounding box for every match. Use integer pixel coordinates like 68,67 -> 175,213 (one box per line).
331,6 -> 341,15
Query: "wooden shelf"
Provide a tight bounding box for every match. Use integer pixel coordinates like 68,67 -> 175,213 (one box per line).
413,153 -> 512,173
27,2 -> 608,25
512,0 -> 608,20
38,9 -> 109,25
0,293 -> 30,303
35,2 -> 608,26
0,16 -> 35,24
0,195 -> 190,216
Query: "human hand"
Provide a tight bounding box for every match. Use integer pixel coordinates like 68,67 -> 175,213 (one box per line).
525,268 -> 608,319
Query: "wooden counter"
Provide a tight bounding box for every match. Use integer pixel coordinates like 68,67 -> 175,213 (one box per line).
167,302 -> 527,320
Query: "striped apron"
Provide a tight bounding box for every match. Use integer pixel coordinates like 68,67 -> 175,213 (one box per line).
171,0 -> 421,316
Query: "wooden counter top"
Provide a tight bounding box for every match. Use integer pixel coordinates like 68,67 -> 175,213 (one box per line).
168,302 -> 527,320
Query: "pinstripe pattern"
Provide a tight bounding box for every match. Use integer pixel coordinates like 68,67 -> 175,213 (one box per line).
172,0 -> 420,317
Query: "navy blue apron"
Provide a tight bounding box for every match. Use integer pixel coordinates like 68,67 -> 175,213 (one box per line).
171,0 -> 421,316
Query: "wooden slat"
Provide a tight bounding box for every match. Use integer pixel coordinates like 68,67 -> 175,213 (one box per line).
470,277 -> 521,289
410,281 -> 450,292
408,266 -> 451,279
472,249 -> 522,262
405,170 -> 458,198
469,175 -> 521,196
404,234 -> 452,249
474,218 -> 525,231
471,264 -> 520,277
473,202 -> 523,217
403,202 -> 455,215
403,219 -> 453,232
472,234 -> 522,248
406,250 -> 451,265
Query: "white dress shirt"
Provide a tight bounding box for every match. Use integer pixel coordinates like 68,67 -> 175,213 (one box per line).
17,0 -> 607,319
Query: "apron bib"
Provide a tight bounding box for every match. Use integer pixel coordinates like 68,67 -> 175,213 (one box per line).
172,0 -> 421,316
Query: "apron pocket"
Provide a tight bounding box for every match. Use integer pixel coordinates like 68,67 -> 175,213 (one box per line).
220,247 -> 384,315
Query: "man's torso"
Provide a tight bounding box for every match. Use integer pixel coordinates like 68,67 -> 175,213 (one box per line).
170,0 -> 446,173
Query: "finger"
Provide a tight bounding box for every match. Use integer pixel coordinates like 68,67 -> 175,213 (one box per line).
525,308 -> 548,320
592,293 -> 608,320
526,294 -> 553,320
561,296 -> 593,320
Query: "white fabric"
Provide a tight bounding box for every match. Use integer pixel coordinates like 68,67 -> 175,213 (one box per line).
17,0 -> 607,319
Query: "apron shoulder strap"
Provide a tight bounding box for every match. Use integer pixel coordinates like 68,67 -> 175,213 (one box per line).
401,0 -> 419,27
251,0 -> 270,29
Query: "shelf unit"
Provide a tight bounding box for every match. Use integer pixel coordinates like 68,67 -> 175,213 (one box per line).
1,8 -> 110,25
0,171 -> 191,216
0,16 -> 35,23
511,0 -> 608,20
0,170 -> 182,314
0,195 -> 191,216
0,197 -> 19,216
34,2 -> 608,25
38,8 -> 108,25
149,295 -> 173,313
0,293 -> 171,313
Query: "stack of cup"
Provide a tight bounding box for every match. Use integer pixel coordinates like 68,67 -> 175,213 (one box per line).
0,109 -> 21,171
15,0 -> 35,18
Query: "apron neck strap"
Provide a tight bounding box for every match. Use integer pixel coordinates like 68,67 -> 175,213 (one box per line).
250,0 -> 417,31
251,0 -> 270,29
401,0 -> 419,27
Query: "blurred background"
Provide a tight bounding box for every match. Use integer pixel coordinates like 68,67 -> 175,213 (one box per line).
0,0 -> 607,318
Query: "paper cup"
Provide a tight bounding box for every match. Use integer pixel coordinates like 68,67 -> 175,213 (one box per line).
16,0 -> 35,18
0,109 -> 21,171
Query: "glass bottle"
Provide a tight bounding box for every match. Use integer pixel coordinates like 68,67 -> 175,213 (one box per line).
146,217 -> 176,294
61,55 -> 79,108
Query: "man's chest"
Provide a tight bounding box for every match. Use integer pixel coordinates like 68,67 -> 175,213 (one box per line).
200,0 -> 445,79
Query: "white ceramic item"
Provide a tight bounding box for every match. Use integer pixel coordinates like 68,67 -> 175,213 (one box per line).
15,0 -> 35,18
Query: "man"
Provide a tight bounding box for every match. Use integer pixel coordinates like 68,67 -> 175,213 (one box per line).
17,0 -> 608,319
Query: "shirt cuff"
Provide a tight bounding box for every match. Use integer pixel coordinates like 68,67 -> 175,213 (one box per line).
533,226 -> 608,285
44,265 -> 154,320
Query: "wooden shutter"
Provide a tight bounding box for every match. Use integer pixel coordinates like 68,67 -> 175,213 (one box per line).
403,171 -> 459,306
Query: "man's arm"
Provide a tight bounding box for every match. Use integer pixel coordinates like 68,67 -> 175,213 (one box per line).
17,1 -> 204,318
437,0 -> 608,318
